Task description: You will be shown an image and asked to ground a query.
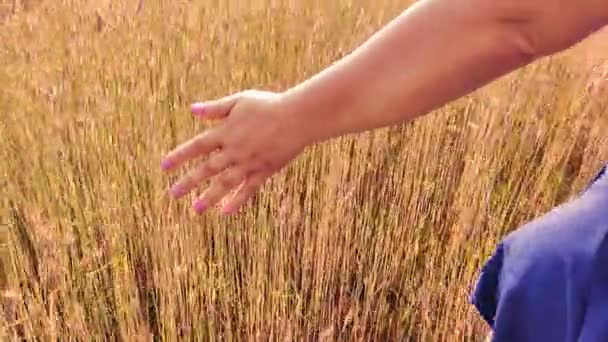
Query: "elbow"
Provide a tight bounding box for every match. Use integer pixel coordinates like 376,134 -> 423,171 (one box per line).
484,16 -> 540,68
488,0 -> 608,60
479,2 -> 546,64
499,21 -> 539,63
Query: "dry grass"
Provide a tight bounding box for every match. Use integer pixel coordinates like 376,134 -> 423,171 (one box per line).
1,1 -> 608,341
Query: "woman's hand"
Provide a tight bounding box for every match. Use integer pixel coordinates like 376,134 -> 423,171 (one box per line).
161,90 -> 311,215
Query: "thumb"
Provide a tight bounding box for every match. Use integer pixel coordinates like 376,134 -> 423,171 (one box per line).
191,92 -> 242,120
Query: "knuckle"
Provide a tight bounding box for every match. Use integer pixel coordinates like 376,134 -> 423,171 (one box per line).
231,151 -> 251,166
205,164 -> 220,175
206,156 -> 226,173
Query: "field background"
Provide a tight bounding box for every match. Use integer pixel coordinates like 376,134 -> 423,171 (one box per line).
1,1 -> 608,341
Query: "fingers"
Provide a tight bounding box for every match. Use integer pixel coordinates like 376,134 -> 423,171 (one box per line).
219,171 -> 269,215
192,167 -> 249,213
191,92 -> 242,120
169,151 -> 234,199
162,92 -> 243,171
163,90 -> 274,215
161,130 -> 222,171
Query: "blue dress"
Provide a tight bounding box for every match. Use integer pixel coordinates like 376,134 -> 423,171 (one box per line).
471,164 -> 608,341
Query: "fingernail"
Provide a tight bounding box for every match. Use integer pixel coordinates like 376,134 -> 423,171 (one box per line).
161,159 -> 172,170
193,199 -> 208,213
191,102 -> 207,117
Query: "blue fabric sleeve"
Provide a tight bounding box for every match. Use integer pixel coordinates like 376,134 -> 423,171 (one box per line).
577,231 -> 608,342
470,164 -> 608,342
470,243 -> 504,327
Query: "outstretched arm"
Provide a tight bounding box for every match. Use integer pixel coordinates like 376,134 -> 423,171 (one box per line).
162,0 -> 608,214
281,0 -> 608,143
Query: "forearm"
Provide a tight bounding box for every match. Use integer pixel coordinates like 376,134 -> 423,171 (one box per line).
281,0 -> 608,144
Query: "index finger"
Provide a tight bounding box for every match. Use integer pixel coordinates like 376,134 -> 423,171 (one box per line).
161,129 -> 222,171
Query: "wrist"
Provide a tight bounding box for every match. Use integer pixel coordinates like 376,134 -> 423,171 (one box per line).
277,87 -> 347,147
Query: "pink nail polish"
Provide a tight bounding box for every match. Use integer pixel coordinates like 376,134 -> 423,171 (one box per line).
191,102 -> 207,117
193,200 -> 207,213
161,159 -> 172,170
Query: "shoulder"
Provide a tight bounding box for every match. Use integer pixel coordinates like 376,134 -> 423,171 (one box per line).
497,167 -> 608,305
502,174 -> 608,278
471,165 -> 608,334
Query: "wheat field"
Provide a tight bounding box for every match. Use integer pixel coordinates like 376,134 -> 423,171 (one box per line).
1,1 -> 608,341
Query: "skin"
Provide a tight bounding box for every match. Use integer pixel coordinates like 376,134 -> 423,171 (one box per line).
161,0 -> 608,215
